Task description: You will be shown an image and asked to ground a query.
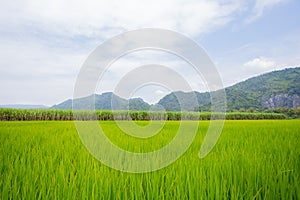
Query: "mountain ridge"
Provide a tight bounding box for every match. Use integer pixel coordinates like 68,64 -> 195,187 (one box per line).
52,67 -> 300,111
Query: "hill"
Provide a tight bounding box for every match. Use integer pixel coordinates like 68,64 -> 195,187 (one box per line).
225,67 -> 300,110
158,67 -> 300,111
52,92 -> 150,110
53,67 -> 300,111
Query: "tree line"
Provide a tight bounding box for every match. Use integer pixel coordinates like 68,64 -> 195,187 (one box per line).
0,108 -> 288,121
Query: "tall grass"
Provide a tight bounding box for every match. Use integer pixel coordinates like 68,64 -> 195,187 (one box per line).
0,108 -> 287,121
1,120 -> 299,199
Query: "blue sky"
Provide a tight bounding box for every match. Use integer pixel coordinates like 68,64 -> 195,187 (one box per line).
0,0 -> 299,105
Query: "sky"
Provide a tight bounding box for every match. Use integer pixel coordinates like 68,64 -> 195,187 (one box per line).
0,0 -> 299,106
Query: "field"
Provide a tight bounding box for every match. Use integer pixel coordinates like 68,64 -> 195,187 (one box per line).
1,120 -> 299,199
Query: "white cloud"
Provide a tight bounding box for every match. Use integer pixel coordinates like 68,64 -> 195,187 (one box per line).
243,57 -> 276,73
0,0 -> 246,105
246,0 -> 288,23
0,0 -> 242,37
0,0 -> 296,105
0,36 -> 87,105
96,50 -> 209,95
155,90 -> 165,95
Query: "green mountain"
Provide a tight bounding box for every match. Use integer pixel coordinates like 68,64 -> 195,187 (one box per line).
225,67 -> 300,110
128,98 -> 150,110
52,92 -> 150,110
53,67 -> 300,111
158,67 -> 300,111
157,91 -> 210,111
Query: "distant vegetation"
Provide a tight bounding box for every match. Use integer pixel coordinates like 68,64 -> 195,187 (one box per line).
159,67 -> 300,111
0,108 -> 290,121
53,67 -> 300,112
53,92 -> 151,110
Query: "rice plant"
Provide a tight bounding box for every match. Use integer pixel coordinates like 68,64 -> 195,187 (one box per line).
0,120 -> 299,199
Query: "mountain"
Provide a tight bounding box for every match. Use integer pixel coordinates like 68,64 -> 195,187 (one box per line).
157,91 -> 211,111
128,98 -> 150,110
225,67 -> 300,110
52,92 -> 150,110
52,67 -> 300,111
158,67 -> 300,111
0,104 -> 49,109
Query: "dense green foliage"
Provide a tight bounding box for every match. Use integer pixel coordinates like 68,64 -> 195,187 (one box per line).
1,121 -> 299,199
229,67 -> 300,96
264,107 -> 300,119
225,67 -> 300,110
0,108 -> 287,121
158,67 -> 300,111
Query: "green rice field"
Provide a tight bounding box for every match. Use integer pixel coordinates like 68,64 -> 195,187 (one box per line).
1,120 -> 299,199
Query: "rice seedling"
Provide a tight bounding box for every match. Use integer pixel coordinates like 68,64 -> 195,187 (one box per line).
0,120 -> 299,199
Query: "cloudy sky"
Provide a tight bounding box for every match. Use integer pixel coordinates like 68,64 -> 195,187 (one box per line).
0,0 -> 299,106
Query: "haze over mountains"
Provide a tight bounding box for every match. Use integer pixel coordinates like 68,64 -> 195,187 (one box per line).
51,67 -> 300,111
0,104 -> 49,109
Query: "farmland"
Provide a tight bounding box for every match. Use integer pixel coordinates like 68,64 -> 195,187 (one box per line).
1,120 -> 299,199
